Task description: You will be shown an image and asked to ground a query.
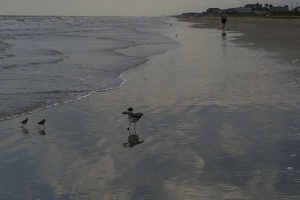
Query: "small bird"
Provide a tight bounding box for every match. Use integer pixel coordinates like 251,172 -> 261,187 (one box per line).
37,119 -> 46,129
21,118 -> 29,128
122,108 -> 143,131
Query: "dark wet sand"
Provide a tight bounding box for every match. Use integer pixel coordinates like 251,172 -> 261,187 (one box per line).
1,18 -> 300,199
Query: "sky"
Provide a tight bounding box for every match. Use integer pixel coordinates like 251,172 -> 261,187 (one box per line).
1,0 -> 300,16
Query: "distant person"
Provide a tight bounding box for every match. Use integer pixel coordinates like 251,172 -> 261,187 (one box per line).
221,12 -> 227,30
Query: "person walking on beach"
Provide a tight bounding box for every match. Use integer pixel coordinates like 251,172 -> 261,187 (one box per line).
221,11 -> 227,30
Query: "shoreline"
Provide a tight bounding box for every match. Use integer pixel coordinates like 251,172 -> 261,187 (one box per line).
178,16 -> 300,67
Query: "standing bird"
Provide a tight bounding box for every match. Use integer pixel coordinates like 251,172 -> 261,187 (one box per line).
37,119 -> 46,129
21,118 -> 29,128
122,108 -> 143,131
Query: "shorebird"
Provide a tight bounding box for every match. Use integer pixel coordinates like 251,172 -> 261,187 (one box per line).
37,119 -> 46,129
21,118 -> 28,128
122,107 -> 143,131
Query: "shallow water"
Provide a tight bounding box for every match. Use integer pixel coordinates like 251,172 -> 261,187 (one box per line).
1,19 -> 300,199
0,16 -> 178,121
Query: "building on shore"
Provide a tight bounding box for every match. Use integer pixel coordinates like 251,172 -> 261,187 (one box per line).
244,3 -> 263,11
206,8 -> 222,15
271,5 -> 289,12
293,6 -> 300,12
180,12 -> 202,18
179,2 -> 295,17
232,7 -> 252,14
226,3 -> 290,15
244,3 -> 266,14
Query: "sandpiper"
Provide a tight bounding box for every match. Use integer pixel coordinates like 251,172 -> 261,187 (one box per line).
21,118 -> 29,128
122,107 -> 143,130
37,119 -> 46,129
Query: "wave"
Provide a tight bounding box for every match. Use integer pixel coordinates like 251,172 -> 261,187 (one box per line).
0,54 -> 15,60
0,64 -> 17,70
1,89 -> 94,95
0,86 -> 126,121
35,49 -> 64,56
30,58 -> 64,65
0,39 -> 13,52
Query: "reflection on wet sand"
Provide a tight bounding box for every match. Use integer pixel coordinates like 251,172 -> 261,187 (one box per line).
22,128 -> 29,134
221,31 -> 227,58
38,129 -> 46,135
123,129 -> 144,148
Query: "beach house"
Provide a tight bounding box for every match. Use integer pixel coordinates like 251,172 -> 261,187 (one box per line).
244,3 -> 263,11
233,7 -> 252,14
271,5 -> 289,12
206,8 -> 222,15
244,3 -> 266,15
293,6 -> 300,12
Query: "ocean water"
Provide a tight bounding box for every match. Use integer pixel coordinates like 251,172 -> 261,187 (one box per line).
0,16 -> 178,121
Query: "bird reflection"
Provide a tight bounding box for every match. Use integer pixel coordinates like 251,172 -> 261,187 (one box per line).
38,129 -> 46,136
123,129 -> 144,148
22,128 -> 29,134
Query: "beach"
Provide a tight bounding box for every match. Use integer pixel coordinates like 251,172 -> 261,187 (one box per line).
180,16 -> 300,67
1,17 -> 300,199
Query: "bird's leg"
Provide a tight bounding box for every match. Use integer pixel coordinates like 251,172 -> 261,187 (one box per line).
134,124 -> 137,134
127,122 -> 131,130
127,129 -> 132,135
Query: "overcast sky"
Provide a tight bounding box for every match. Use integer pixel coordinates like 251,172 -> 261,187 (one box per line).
1,0 -> 300,16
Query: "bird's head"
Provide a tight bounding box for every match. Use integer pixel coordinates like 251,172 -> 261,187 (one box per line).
127,108 -> 133,112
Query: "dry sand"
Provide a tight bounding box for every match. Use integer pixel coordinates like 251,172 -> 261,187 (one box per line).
1,18 -> 300,199
179,16 -> 300,66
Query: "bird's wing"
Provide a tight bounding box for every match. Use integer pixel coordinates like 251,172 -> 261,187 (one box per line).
38,120 -> 45,124
130,112 -> 144,118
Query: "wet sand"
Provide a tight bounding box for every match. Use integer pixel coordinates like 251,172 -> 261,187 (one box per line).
1,18 -> 300,199
180,16 -> 300,67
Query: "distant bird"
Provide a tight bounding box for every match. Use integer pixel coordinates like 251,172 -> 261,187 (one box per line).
122,108 -> 143,130
37,119 -> 46,129
21,118 -> 28,128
